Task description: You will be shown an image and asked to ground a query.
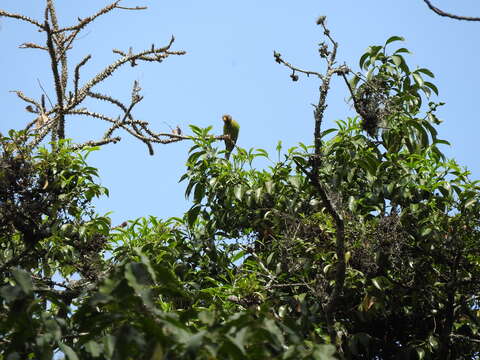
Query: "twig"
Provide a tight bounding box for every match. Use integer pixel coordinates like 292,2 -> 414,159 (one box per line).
10,90 -> 41,108
19,42 -> 48,51
37,79 -> 54,109
71,37 -> 185,108
0,9 -> 46,30
423,0 -> 480,21
74,55 -> 92,101
273,51 -> 323,79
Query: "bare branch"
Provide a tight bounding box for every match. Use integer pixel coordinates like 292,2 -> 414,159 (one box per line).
71,137 -> 121,150
273,51 -> 323,79
44,20 -> 65,139
423,0 -> 480,21
6,1 -> 188,154
74,55 -> 92,101
87,91 -> 130,114
46,0 -> 60,30
55,1 -> 121,33
29,120 -> 57,148
67,108 -> 119,124
46,1 -> 69,106
19,42 -> 48,51
10,90 -> 42,108
72,37 -> 185,108
274,17 -> 349,178
0,9 -> 45,30
55,0 -> 145,34
117,6 -> 147,11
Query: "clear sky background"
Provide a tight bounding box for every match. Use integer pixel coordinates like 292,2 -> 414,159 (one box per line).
1,1 -> 479,225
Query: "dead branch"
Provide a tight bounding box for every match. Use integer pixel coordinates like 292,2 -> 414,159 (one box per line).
274,17 -> 348,349
55,1 -> 145,34
273,51 -> 324,79
0,9 -> 45,30
423,0 -> 480,21
274,17 -> 349,178
1,1 -> 194,155
19,42 -> 48,51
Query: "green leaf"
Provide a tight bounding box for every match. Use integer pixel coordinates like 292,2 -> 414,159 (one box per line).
199,310 -> 215,326
415,68 -> 435,78
348,196 -> 357,212
231,250 -> 246,263
193,183 -> 205,203
359,52 -> 370,70
12,268 -> 33,295
256,148 -> 269,158
227,327 -> 248,355
464,198 -> 476,209
420,227 -> 432,237
265,181 -> 274,194
185,331 -> 206,353
84,341 -> 102,357
255,187 -> 263,203
59,343 -> 79,360
412,73 -> 424,87
276,140 -> 282,153
385,35 -> 404,46
187,150 -> 205,165
348,74 -> 361,90
187,205 -> 201,227
321,128 -> 337,138
124,263 -> 155,309
263,318 -> 284,345
371,276 -> 391,291
428,335 -> 439,349
417,348 -> 426,360
394,47 -> 411,54
424,81 -> 439,96
234,185 -> 244,201
0,285 -> 23,302
366,68 -> 374,80
369,45 -> 383,56
391,55 -> 403,67
288,176 -> 302,189
189,124 -> 202,135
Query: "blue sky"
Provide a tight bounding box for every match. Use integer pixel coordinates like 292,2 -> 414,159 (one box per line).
1,1 -> 479,225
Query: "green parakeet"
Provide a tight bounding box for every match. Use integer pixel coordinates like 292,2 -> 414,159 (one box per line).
222,114 -> 239,160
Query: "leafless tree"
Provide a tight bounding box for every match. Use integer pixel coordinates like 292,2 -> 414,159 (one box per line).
0,0 -> 204,155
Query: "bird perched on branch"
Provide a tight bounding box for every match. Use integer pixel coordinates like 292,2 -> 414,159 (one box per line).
222,114 -> 239,160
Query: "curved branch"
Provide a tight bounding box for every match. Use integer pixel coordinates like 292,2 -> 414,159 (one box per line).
423,0 -> 480,21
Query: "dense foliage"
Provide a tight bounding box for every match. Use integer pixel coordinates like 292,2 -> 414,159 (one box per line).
1,24 -> 479,360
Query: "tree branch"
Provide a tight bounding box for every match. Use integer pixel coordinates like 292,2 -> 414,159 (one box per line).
0,9 -> 45,30
293,157 -> 345,346
423,0 -> 480,21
